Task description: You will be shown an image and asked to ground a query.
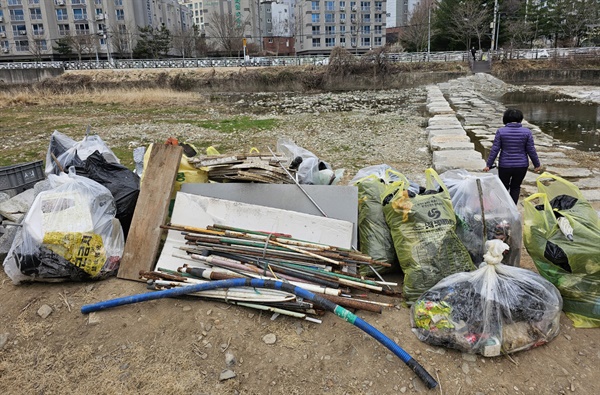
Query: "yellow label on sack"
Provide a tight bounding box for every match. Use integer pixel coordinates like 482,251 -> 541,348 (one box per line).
43,232 -> 106,277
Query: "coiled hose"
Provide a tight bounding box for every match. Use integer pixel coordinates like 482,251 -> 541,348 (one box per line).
81,278 -> 438,389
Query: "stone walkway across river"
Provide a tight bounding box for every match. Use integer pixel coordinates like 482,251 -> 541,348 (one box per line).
425,74 -> 600,205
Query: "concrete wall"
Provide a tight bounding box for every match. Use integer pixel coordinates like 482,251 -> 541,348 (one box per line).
493,69 -> 600,85
0,68 -> 64,85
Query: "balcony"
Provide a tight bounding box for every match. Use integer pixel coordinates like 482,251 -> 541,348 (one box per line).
95,14 -> 104,21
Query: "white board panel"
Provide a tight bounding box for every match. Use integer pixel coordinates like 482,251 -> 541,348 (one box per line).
155,192 -> 354,272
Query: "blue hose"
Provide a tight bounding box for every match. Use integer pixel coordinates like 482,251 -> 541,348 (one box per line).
81,278 -> 438,389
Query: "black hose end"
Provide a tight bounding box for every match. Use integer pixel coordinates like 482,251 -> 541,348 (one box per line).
406,358 -> 438,389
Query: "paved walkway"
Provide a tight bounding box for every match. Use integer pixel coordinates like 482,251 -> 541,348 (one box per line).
426,74 -> 600,205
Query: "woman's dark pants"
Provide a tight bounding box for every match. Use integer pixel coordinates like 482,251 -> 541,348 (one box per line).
498,167 -> 528,204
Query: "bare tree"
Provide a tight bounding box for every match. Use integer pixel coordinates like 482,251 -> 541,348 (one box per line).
66,33 -> 97,62
28,35 -> 47,62
110,21 -> 137,59
172,27 -> 197,58
437,0 -> 490,50
560,0 -> 600,47
271,13 -> 290,56
207,12 -> 247,56
400,0 -> 436,52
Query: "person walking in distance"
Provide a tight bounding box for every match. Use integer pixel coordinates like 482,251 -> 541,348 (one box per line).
484,108 -> 542,204
471,47 -> 477,61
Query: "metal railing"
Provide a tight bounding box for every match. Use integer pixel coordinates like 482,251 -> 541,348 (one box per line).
0,47 -> 597,70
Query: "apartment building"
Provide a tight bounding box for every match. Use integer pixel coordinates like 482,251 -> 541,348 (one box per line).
0,0 -> 192,61
386,0 -> 419,28
295,0 -> 386,55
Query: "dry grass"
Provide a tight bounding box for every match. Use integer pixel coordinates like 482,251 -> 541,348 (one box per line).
0,87 -> 202,108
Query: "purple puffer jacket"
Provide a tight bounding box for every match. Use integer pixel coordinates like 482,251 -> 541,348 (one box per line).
486,123 -> 541,168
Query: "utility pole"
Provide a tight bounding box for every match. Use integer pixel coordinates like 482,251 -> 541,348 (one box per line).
491,0 -> 498,51
427,2 -> 431,61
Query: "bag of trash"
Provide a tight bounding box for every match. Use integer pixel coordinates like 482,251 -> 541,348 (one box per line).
411,240 -> 562,356
45,130 -> 120,176
441,169 -> 522,266
2,169 -> 124,284
74,151 -> 140,239
382,168 -> 475,303
523,173 -> 600,328
350,165 -> 399,275
276,138 -> 344,185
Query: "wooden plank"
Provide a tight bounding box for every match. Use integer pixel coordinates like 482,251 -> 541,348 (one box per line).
117,144 -> 183,281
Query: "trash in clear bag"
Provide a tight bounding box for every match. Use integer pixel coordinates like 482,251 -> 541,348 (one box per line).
382,168 -> 475,303
411,240 -> 562,356
351,165 -> 399,275
2,169 -> 124,284
523,173 -> 600,328
45,130 -> 120,176
441,169 -> 522,267
276,137 -> 344,185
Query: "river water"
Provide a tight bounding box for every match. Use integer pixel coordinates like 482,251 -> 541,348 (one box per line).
500,91 -> 600,152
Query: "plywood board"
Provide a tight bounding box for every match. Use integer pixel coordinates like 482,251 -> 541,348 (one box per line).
155,192 -> 354,272
117,144 -> 183,281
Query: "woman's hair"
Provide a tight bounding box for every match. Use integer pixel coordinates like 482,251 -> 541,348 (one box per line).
503,108 -> 524,124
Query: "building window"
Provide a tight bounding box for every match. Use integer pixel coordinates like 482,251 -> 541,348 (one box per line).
33,38 -> 47,50
75,23 -> 89,34
268,38 -> 273,43
326,25 -> 335,35
311,14 -> 320,23
312,26 -> 320,35
32,24 -> 44,35
311,1 -> 319,11
95,0 -> 102,4
58,24 -> 70,35
339,1 -> 346,10
72,0 -> 84,4
13,25 -> 27,36
325,1 -> 334,10
116,9 -> 124,20
374,25 -> 381,34
73,8 -> 87,21
30,8 -> 42,20
312,38 -> 321,47
361,36 -> 370,46
374,13 -> 382,22
339,25 -> 346,33
340,37 -> 345,45
16,40 -> 29,52
56,9 -> 68,21
325,13 -> 335,23
360,1 -> 370,11
325,37 -> 335,47
29,0 -> 41,4
363,25 -> 370,34
363,14 -> 370,23
374,36 -> 381,46
340,13 -> 346,22
8,0 -> 23,6
114,0 -> 123,6
375,1 -> 382,11
9,9 -> 25,22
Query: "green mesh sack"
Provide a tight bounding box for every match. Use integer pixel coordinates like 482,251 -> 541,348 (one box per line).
354,174 -> 398,276
382,168 -> 475,303
523,173 -> 600,328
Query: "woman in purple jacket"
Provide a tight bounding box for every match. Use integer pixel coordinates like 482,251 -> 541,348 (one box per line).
484,108 -> 542,204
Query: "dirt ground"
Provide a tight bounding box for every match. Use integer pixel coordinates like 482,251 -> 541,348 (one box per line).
1,76 -> 599,395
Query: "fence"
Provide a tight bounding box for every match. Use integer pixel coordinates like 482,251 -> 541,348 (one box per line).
0,47 -> 597,70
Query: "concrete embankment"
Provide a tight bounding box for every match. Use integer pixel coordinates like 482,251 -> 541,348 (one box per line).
426,73 -> 600,204
0,68 -> 63,84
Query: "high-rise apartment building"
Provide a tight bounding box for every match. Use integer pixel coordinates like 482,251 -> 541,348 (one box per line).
0,0 -> 192,61
295,0 -> 386,55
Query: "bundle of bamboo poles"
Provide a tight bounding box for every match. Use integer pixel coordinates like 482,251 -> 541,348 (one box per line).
141,223 -> 400,321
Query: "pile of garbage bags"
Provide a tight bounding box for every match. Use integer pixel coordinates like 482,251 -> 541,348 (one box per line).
411,240 -> 562,356
277,138 -> 344,185
523,173 -> 600,328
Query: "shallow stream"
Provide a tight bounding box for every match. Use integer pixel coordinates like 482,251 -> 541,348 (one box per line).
500,91 -> 600,152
